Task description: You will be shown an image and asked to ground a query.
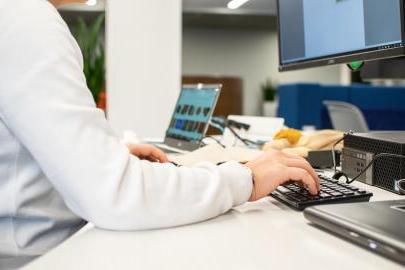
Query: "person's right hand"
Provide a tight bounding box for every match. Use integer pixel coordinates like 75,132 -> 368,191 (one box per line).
245,150 -> 319,202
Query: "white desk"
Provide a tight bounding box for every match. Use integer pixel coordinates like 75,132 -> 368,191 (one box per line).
24,182 -> 404,270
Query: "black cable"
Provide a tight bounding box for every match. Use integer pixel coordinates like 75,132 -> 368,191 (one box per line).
203,136 -> 226,148
226,125 -> 250,146
225,124 -> 264,147
332,131 -> 353,173
345,153 -> 405,185
330,132 -> 405,193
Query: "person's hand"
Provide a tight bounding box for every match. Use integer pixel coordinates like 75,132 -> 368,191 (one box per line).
245,150 -> 319,202
127,144 -> 169,163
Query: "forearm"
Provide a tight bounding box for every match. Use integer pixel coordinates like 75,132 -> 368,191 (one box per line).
72,158 -> 252,230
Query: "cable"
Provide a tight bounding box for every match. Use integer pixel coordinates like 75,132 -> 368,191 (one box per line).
226,124 -> 264,148
210,117 -> 251,132
210,117 -> 262,147
330,132 -> 405,193
203,136 -> 226,148
345,153 -> 405,185
226,125 -> 250,146
332,131 -> 353,173
209,121 -> 225,134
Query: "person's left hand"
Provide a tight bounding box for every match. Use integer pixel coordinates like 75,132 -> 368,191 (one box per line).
127,144 -> 169,163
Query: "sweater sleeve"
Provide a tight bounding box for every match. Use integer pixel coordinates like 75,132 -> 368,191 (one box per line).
0,1 -> 252,230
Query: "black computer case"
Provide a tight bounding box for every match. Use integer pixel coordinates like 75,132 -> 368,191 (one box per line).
342,132 -> 405,194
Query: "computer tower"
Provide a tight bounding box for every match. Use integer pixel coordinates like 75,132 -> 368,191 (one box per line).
342,132 -> 405,194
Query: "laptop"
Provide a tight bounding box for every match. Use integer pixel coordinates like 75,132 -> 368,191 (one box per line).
304,200 -> 405,265
154,84 -> 222,154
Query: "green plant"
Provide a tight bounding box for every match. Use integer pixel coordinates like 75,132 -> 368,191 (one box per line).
73,14 -> 105,103
262,79 -> 277,102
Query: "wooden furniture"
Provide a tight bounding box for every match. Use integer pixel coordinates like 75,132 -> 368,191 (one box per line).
182,76 -> 243,117
183,76 -> 243,134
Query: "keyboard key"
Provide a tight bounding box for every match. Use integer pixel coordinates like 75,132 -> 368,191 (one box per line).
337,188 -> 349,192
343,191 -> 355,196
276,186 -> 290,194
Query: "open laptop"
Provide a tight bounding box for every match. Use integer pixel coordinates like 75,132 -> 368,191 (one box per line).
304,200 -> 405,265
154,84 -> 222,154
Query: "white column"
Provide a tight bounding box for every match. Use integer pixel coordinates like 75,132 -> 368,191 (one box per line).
340,64 -> 352,85
106,0 -> 182,139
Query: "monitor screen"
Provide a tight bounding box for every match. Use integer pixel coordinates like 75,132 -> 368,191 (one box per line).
166,86 -> 220,142
278,0 -> 405,71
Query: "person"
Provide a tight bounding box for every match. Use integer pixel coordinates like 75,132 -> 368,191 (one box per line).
0,0 -> 319,269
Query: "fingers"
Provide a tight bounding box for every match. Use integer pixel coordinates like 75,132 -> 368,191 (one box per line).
140,145 -> 168,163
149,146 -> 169,163
287,167 -> 319,195
282,158 -> 319,190
268,151 -> 319,190
127,144 -> 169,163
281,152 -> 305,160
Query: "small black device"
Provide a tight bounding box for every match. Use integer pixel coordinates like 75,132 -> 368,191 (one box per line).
306,150 -> 340,169
277,0 -> 405,71
304,200 -> 405,265
342,132 -> 405,194
270,174 -> 373,211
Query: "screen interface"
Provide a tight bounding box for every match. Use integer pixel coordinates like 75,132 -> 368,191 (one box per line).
279,0 -> 404,65
166,87 -> 219,142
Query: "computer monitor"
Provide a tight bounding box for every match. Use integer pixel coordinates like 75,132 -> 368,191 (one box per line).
277,0 -> 405,71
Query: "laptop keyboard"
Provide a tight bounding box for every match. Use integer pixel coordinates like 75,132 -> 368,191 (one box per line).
271,174 -> 373,210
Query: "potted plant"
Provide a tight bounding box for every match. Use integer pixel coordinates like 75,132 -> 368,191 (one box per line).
73,14 -> 106,110
262,79 -> 278,117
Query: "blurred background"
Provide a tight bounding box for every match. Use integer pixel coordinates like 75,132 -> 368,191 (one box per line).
57,0 -> 356,138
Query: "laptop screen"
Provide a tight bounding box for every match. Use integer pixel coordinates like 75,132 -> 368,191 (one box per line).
166,85 -> 220,143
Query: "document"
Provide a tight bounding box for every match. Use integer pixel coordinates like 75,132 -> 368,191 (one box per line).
169,144 -> 262,166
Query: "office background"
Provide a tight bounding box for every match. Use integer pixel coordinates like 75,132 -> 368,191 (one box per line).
60,0 -> 348,139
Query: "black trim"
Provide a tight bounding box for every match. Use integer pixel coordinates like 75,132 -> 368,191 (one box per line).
277,0 -> 405,72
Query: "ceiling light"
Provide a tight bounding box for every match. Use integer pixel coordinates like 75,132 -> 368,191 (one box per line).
86,0 -> 97,6
227,0 -> 251,10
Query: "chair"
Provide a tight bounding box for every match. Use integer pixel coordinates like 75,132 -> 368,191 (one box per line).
323,101 -> 369,133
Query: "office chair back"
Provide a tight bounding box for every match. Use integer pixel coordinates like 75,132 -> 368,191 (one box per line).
323,101 -> 369,133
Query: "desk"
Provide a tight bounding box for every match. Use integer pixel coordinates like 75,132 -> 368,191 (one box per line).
24,182 -> 403,270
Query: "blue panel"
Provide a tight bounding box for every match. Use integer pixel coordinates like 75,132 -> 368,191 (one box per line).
350,84 -> 405,130
350,84 -> 405,110
278,84 -> 301,128
363,110 -> 405,130
277,83 -> 405,131
278,84 -> 320,129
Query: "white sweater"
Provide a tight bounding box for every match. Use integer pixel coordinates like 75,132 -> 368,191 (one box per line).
0,0 -> 252,268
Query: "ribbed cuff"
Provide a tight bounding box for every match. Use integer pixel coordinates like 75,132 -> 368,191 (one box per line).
218,161 -> 253,206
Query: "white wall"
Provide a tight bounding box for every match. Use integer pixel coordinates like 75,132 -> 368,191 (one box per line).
182,28 -> 342,115
106,0 -> 182,139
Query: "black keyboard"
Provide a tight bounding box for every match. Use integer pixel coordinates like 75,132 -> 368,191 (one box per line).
270,175 -> 373,210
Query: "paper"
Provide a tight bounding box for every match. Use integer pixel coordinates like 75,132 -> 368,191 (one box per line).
169,144 -> 262,166
221,116 -> 285,146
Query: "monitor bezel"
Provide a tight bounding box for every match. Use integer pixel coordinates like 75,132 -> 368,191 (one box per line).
277,0 -> 405,72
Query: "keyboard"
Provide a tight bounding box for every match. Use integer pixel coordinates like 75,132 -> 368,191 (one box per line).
271,174 -> 373,210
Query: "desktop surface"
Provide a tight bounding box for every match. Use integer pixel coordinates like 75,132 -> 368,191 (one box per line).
24,180 -> 403,270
